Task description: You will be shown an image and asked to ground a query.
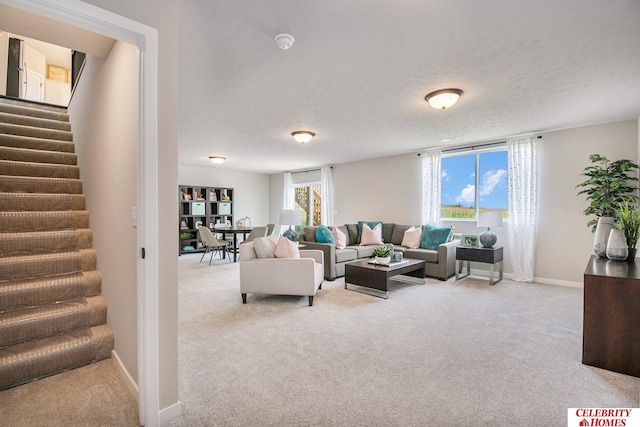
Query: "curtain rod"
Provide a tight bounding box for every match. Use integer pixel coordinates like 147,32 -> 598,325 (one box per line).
437,135 -> 542,154
288,166 -> 333,174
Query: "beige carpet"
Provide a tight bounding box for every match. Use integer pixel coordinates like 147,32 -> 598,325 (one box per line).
169,254 -> 639,426
1,254 -> 638,426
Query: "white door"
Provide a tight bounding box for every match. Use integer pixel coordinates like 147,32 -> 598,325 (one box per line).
25,68 -> 44,101
22,44 -> 47,102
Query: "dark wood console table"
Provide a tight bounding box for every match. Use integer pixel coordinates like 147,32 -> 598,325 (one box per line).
583,255 -> 640,377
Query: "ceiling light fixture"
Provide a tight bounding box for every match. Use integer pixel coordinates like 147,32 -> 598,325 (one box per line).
208,156 -> 226,165
275,33 -> 295,50
291,131 -> 315,144
425,88 -> 464,110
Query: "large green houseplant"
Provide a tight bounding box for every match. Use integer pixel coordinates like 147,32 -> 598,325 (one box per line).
575,154 -> 639,231
614,201 -> 640,258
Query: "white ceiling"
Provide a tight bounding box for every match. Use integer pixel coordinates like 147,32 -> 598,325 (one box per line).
178,0 -> 640,174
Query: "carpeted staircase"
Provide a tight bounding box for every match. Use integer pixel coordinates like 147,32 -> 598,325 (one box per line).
0,97 -> 114,390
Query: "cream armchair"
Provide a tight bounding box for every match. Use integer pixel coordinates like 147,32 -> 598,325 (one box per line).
239,241 -> 324,306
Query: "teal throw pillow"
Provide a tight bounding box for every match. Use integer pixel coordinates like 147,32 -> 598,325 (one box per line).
420,224 -> 453,250
357,221 -> 383,244
316,225 -> 335,244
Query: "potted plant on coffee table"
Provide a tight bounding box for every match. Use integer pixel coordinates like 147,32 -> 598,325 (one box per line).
372,245 -> 393,265
614,201 -> 640,261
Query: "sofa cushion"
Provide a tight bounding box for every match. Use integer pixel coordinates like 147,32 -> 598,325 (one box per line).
346,224 -> 359,246
401,226 -> 422,249
404,248 -> 439,263
357,221 -> 383,244
360,223 -> 383,245
420,224 -> 453,250
382,223 -> 395,243
275,236 -> 301,258
353,245 -> 376,258
391,224 -> 411,245
316,225 -> 335,244
253,236 -> 277,258
335,248 -> 357,263
303,226 -> 318,242
332,226 -> 347,249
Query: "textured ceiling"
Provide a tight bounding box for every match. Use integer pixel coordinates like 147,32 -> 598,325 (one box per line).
178,0 -> 640,174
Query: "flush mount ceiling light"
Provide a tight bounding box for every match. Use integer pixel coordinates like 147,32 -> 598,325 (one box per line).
425,88 -> 464,110
291,131 -> 315,144
275,33 -> 295,50
208,156 -> 226,165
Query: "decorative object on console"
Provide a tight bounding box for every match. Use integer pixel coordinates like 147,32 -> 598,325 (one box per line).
614,201 -> 640,261
462,234 -> 479,247
420,224 -> 453,250
606,228 -> 629,261
424,88 -> 464,110
372,245 -> 393,265
593,217 -> 615,258
236,216 -> 252,228
291,131 -> 315,144
477,211 -> 503,248
280,209 -> 302,241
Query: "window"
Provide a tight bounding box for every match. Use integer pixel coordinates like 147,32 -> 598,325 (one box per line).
441,149 -> 508,220
294,184 -> 322,232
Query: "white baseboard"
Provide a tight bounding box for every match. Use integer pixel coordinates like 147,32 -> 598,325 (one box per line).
111,350 -> 139,403
160,400 -> 182,425
462,268 -> 583,288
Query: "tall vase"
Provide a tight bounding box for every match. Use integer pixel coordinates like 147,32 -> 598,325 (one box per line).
606,229 -> 629,261
594,217 -> 614,257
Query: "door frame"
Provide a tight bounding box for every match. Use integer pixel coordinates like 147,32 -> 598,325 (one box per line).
0,0 -> 162,425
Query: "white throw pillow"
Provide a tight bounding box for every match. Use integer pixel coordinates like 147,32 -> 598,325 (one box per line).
253,236 -> 277,258
275,236 -> 300,258
332,227 -> 347,249
401,226 -> 422,249
360,223 -> 383,246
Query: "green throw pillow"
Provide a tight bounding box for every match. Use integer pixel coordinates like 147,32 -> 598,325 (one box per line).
316,225 -> 335,244
357,221 -> 383,244
420,224 -> 453,250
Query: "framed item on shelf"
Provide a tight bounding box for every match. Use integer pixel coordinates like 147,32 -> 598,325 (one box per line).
462,234 -> 479,247
210,191 -> 217,201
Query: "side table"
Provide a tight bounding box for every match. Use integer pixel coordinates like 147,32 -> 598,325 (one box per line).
456,246 -> 503,285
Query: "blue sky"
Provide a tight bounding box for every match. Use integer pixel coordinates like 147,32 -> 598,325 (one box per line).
441,151 -> 508,209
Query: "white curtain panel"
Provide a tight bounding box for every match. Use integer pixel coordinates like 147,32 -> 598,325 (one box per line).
507,137 -> 538,282
281,172 -> 294,234
421,149 -> 442,226
321,166 -> 334,226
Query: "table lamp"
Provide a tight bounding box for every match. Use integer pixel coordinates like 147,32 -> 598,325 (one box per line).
477,211 -> 503,248
280,209 -> 302,241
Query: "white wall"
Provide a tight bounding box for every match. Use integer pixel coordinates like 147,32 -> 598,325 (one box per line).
269,120 -> 639,285
69,42 -> 140,382
179,164 -> 270,228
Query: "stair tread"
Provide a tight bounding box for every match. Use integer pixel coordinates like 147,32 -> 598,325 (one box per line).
0,122 -> 73,141
0,133 -> 75,153
0,111 -> 71,131
0,146 -> 77,165
0,160 -> 80,179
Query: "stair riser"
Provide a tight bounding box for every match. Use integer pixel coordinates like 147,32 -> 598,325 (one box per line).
0,211 -> 89,232
0,176 -> 82,194
0,112 -> 71,131
0,99 -> 68,121
0,146 -> 77,165
0,325 -> 113,390
0,160 -> 80,179
0,134 -> 75,153
0,250 -> 96,281
0,123 -> 73,142
0,194 -> 85,212
0,230 -> 93,256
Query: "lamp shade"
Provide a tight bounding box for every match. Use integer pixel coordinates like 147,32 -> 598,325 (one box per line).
424,89 -> 464,110
291,131 -> 315,144
279,209 -> 302,226
477,211 -> 503,228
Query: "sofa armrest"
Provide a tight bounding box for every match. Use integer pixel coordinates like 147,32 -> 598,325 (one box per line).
437,238 -> 461,280
299,241 -> 337,280
299,249 -> 324,265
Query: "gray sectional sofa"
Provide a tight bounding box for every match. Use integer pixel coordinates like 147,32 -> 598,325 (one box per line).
299,223 -> 461,281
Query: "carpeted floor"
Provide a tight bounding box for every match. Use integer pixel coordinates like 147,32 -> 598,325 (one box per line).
169,253 -> 639,426
1,253 -> 638,426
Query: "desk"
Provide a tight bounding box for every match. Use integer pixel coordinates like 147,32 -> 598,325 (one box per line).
455,246 -> 503,285
213,226 -> 253,262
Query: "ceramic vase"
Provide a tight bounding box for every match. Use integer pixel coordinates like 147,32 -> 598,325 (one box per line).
375,256 -> 391,265
606,229 -> 628,261
594,217 -> 614,257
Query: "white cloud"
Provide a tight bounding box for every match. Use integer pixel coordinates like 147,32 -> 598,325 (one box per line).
479,169 -> 506,196
455,184 -> 475,204
442,170 -> 449,181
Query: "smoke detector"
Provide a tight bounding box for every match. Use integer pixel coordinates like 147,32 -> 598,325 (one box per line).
275,33 -> 295,50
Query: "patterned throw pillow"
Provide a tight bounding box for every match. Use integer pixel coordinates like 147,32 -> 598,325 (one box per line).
401,226 -> 422,249
332,227 -> 347,249
357,221 -> 382,244
420,224 -> 453,250
274,236 -> 300,258
253,236 -> 277,258
360,223 -> 383,246
316,225 -> 336,244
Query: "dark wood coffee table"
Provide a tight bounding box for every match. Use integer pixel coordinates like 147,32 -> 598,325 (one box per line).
345,258 -> 426,298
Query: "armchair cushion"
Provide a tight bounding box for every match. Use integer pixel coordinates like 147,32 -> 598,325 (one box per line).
253,236 -> 277,258
275,236 -> 300,258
